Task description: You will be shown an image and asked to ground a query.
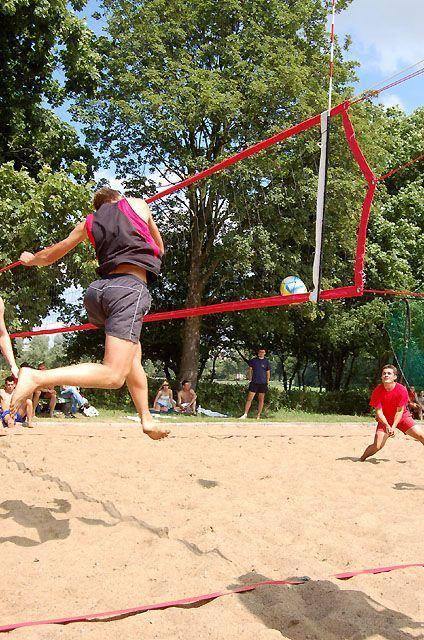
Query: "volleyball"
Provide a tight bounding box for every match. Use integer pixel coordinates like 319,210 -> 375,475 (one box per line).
280,276 -> 307,296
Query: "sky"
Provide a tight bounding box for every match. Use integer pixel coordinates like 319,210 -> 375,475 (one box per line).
337,0 -> 424,112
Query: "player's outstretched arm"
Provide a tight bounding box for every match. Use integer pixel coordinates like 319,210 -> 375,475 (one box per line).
375,408 -> 394,435
0,297 -> 19,378
19,222 -> 88,267
391,407 -> 405,431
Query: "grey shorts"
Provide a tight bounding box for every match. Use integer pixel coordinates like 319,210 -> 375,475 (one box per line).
84,274 -> 151,343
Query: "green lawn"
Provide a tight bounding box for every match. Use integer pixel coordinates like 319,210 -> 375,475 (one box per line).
85,408 -> 369,424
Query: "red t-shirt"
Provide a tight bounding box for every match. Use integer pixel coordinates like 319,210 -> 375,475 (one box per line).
370,383 -> 411,425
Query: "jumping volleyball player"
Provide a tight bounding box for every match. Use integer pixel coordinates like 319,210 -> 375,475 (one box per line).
11,188 -> 169,440
360,364 -> 424,461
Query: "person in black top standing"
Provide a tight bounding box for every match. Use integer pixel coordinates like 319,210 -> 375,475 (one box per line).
239,348 -> 271,420
11,187 -> 169,440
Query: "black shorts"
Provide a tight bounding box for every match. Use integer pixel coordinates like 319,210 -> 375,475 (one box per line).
249,382 -> 268,394
84,274 -> 151,344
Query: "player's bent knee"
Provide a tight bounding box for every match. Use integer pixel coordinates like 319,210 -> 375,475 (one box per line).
108,373 -> 126,389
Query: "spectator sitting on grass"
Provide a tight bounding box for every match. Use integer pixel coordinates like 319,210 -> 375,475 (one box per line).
418,391 -> 424,414
0,376 -> 33,430
153,381 -> 176,413
176,380 -> 197,415
60,386 -> 89,418
32,362 -> 57,417
408,386 -> 423,420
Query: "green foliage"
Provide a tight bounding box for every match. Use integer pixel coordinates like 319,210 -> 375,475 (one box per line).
0,0 -> 100,174
85,378 -> 371,417
388,300 -> 424,388
196,382 -> 371,416
0,161 -> 93,330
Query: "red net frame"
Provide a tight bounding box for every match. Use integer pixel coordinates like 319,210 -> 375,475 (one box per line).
4,100 -> 423,339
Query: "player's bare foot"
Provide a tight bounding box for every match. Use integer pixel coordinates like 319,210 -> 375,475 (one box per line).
141,412 -> 170,440
10,368 -> 40,419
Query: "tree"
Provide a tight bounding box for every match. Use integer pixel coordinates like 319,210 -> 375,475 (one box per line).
0,161 -> 93,331
0,0 -> 100,175
79,0 -> 357,383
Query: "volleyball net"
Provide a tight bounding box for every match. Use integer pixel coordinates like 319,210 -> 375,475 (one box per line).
1,98 -> 423,344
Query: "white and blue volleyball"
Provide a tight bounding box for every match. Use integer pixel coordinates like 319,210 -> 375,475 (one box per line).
280,276 -> 307,296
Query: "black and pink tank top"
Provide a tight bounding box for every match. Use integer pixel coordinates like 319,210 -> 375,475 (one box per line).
85,199 -> 162,283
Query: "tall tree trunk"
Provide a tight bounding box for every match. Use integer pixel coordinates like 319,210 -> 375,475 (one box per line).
164,363 -> 172,381
343,355 -> 356,391
209,352 -> 219,382
301,362 -> 308,390
178,249 -> 204,386
179,316 -> 202,385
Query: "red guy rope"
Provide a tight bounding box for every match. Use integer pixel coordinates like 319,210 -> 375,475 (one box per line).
365,289 -> 424,299
352,66 -> 424,105
378,153 -> 424,182
0,260 -> 21,274
0,562 -> 422,633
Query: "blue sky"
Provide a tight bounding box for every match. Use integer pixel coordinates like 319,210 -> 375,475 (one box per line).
337,0 -> 423,112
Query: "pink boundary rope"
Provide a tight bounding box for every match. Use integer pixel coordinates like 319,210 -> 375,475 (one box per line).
0,562 -> 422,633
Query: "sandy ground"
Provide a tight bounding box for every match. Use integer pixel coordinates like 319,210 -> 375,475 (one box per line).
0,418 -> 423,640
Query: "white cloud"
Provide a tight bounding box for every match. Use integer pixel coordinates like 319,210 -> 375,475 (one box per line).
338,0 -> 424,73
379,93 -> 406,110
94,169 -> 126,192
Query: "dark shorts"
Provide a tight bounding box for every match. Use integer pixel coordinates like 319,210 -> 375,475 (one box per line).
84,274 -> 152,344
1,410 -> 25,426
249,382 -> 268,394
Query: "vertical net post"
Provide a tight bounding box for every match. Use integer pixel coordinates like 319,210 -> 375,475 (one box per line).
310,110 -> 330,303
310,0 -> 336,303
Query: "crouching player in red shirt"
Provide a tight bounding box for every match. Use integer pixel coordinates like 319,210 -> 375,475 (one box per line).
360,364 -> 424,461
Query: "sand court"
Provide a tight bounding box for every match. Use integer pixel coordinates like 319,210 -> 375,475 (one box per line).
0,420 -> 423,639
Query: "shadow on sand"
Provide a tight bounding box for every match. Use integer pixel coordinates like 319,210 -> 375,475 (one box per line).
0,498 -> 72,546
393,482 -> 424,491
229,571 -> 423,640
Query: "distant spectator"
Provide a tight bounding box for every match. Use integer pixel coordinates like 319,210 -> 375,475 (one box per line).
176,380 -> 197,415
408,386 -> 423,420
60,386 -> 88,418
153,381 -> 176,413
0,376 -> 33,429
33,362 -> 57,418
418,391 -> 424,412
239,348 -> 271,420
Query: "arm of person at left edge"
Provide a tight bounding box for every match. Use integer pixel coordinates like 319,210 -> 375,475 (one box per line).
0,297 -> 19,378
19,221 -> 88,267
